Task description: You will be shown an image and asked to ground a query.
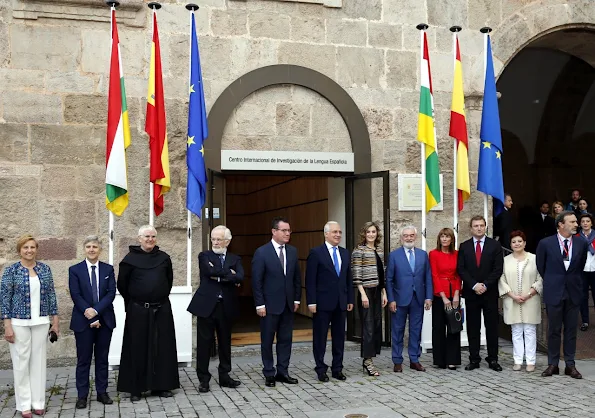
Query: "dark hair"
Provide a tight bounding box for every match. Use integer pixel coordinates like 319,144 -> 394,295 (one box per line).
271,217 -> 290,230
435,228 -> 456,253
357,221 -> 382,247
504,193 -> 512,199
540,200 -> 550,206
469,215 -> 486,227
510,230 -> 526,242
579,213 -> 593,224
579,198 -> 589,206
556,210 -> 576,229
572,188 -> 581,194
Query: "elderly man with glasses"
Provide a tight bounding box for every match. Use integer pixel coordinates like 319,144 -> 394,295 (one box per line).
187,225 -> 244,393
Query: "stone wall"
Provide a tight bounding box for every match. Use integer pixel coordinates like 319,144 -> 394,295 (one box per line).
0,0 -> 591,362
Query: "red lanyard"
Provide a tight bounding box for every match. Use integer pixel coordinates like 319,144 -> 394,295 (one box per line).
558,235 -> 572,259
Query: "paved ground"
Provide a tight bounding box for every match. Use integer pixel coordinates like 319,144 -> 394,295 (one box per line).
0,340 -> 594,418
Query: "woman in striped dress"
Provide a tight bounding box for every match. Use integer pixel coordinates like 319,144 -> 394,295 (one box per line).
351,222 -> 388,376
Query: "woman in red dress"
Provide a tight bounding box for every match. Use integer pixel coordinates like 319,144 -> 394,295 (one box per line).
429,228 -> 462,370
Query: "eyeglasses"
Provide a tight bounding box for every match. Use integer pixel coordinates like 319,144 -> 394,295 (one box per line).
275,229 -> 291,233
142,235 -> 156,239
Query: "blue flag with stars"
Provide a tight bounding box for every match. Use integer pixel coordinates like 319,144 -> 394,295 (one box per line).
186,14 -> 208,217
477,35 -> 505,213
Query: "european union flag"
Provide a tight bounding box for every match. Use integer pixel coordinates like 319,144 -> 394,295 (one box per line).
477,35 -> 505,214
186,14 -> 208,217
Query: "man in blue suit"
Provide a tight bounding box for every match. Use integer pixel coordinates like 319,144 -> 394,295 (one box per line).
537,210 -> 588,379
386,226 -> 433,372
68,236 -> 116,409
252,217 -> 302,387
306,221 -> 354,382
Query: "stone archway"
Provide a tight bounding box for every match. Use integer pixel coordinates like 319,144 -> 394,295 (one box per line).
204,64 -> 371,173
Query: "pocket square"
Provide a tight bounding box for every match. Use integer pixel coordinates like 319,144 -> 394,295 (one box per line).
104,276 -> 109,280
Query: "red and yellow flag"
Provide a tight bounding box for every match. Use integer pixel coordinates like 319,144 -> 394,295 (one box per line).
145,11 -> 170,216
449,35 -> 470,212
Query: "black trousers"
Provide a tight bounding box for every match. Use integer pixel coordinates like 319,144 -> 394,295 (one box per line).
313,306 -> 346,375
260,305 -> 294,377
196,301 -> 232,384
358,287 -> 382,358
465,294 -> 499,364
74,326 -> 113,398
546,299 -> 580,366
431,297 -> 461,366
580,271 -> 595,324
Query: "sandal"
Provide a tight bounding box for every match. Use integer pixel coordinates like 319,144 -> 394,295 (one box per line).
363,358 -> 380,376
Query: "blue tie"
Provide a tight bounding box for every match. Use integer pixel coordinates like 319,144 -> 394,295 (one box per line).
219,254 -> 224,267
332,247 -> 340,276
90,265 -> 98,304
408,249 -> 415,272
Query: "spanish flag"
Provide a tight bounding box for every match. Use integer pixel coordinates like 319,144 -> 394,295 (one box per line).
146,11 -> 170,216
105,8 -> 130,216
417,31 -> 441,212
449,34 -> 470,212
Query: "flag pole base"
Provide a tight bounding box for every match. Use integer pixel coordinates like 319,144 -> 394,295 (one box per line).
416,23 -> 428,31
186,3 -> 199,11
105,1 -> 120,7
148,2 -> 162,10
480,27 -> 493,34
449,26 -> 462,33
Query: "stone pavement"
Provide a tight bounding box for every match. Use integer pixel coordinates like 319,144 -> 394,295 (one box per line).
0,341 -> 594,418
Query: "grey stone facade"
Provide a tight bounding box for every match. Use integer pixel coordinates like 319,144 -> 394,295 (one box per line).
0,0 -> 593,361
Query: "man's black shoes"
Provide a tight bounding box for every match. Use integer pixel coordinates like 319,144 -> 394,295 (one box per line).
317,373 -> 329,382
275,374 -> 298,384
465,362 -> 480,371
75,398 -> 87,409
220,378 -> 241,388
265,376 -> 276,387
199,382 -> 210,393
97,393 -> 113,405
488,361 -> 503,372
130,393 -> 142,402
332,371 -> 347,381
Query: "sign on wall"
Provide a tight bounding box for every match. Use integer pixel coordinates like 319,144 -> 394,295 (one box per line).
221,150 -> 354,172
398,173 -> 444,211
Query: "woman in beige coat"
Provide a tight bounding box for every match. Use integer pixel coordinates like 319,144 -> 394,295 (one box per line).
498,230 -> 543,372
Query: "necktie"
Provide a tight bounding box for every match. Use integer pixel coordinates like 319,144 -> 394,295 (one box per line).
332,246 -> 340,276
279,245 -> 285,275
475,241 -> 482,267
563,239 -> 569,261
219,254 -> 225,267
90,265 -> 98,304
408,249 -> 415,272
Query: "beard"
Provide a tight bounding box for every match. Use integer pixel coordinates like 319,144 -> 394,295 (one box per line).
212,247 -> 227,255
402,242 -> 414,249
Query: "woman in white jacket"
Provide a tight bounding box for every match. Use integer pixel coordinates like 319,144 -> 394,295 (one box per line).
499,230 -> 543,372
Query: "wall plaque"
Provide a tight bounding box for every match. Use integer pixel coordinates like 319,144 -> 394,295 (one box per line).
398,174 -> 444,211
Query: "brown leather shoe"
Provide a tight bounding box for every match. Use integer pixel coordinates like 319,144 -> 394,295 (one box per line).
410,362 -> 426,372
393,363 -> 403,373
541,365 -> 560,377
565,366 -> 582,379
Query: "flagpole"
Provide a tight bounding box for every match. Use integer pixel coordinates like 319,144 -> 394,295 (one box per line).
107,0 -> 119,264
481,26 -> 492,235
417,24 -> 428,250
148,2 -> 161,227
186,3 -> 199,289
450,26 -> 461,247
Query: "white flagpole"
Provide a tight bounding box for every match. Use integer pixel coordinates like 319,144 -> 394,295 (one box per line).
450,26 -> 461,248
481,27 -> 492,235
417,24 -> 428,250
107,1 -> 118,265
186,3 -> 199,289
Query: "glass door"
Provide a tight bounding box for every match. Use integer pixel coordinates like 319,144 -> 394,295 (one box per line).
202,169 -> 226,251
345,171 -> 390,345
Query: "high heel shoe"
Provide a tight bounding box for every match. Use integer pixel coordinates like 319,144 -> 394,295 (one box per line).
21,411 -> 32,418
363,359 -> 380,376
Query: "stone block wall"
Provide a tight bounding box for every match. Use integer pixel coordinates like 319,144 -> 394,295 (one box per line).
0,0 -> 590,362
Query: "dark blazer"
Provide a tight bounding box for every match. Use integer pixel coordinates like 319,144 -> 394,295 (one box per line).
385,247 -> 433,307
187,250 -> 244,319
494,209 -> 513,249
457,237 -> 503,300
305,244 -> 354,311
252,242 -> 301,315
68,260 -> 116,333
536,234 -> 588,306
537,214 -> 557,240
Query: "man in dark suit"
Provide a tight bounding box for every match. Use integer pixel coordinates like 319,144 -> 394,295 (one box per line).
457,216 -> 504,371
537,201 -> 556,244
306,221 -> 354,382
385,225 -> 433,372
494,193 -> 514,250
68,236 -> 116,409
187,225 -> 244,393
536,211 -> 588,379
252,217 -> 302,387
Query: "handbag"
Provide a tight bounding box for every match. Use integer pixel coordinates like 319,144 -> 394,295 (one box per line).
445,282 -> 463,334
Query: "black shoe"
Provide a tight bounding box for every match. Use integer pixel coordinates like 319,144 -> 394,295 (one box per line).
265,376 -> 276,387
220,378 -> 241,388
488,361 -> 503,372
130,394 -> 142,402
332,371 -> 347,381
275,374 -> 298,384
198,382 -> 210,393
317,373 -> 329,382
580,323 -> 589,331
96,393 -> 113,405
465,362 -> 480,371
150,390 -> 173,398
75,398 -> 87,409
447,365 -> 457,371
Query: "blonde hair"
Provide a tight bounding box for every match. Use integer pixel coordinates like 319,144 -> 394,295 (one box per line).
16,234 -> 38,253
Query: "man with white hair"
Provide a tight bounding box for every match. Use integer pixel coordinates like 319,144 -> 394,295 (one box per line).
187,225 -> 244,393
306,221 -> 354,382
385,225 -> 433,373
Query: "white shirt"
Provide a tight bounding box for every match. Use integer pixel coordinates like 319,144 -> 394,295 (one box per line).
325,241 -> 342,271
86,259 -> 100,300
255,241 -> 299,311
557,233 -> 573,270
12,275 -> 50,326
542,213 -> 547,220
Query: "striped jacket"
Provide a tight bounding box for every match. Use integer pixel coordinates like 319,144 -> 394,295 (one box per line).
351,244 -> 384,287
1,261 -> 58,320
